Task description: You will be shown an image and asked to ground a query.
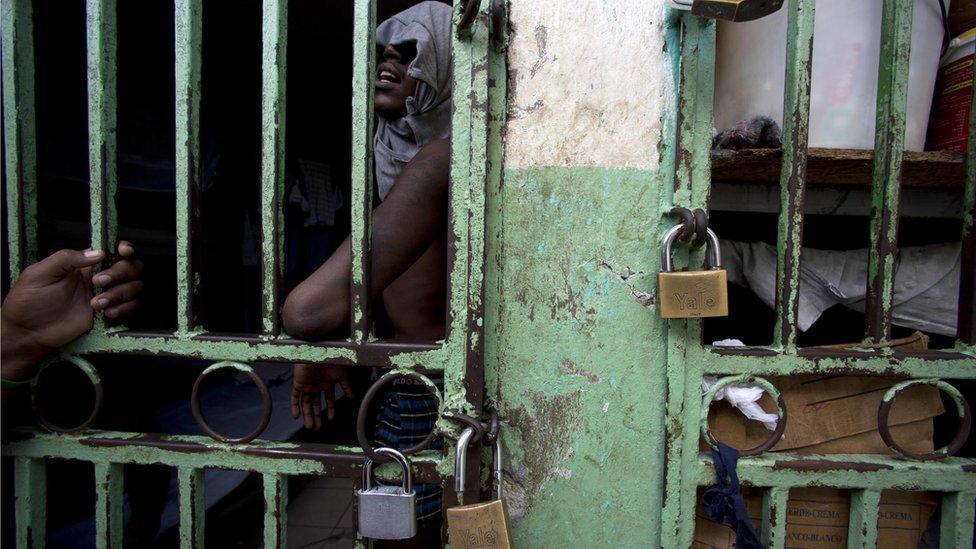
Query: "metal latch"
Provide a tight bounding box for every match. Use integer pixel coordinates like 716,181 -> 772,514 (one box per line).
670,0 -> 784,22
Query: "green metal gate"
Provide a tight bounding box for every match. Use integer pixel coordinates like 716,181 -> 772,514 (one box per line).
661,1 -> 975,548
1,0 -> 507,546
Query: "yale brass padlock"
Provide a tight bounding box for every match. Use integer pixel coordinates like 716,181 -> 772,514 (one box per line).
658,224 -> 728,318
447,431 -> 513,548
671,0 -> 784,22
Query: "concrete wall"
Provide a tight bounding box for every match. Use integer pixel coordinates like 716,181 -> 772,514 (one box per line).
488,1 -> 678,545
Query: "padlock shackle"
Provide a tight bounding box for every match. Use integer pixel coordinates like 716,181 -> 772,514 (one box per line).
363,447 -> 413,493
661,224 -> 722,273
493,438 -> 503,500
453,427 -> 477,493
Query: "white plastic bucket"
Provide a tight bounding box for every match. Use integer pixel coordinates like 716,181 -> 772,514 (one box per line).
714,0 -> 949,151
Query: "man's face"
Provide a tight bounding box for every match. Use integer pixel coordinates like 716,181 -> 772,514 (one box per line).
375,43 -> 418,119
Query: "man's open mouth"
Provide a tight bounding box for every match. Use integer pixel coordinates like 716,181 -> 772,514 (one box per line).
377,69 -> 401,84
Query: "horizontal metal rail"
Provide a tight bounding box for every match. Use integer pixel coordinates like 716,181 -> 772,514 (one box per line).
704,346 -> 976,378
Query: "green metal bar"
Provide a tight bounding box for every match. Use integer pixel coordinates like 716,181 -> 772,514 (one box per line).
864,0 -> 913,343
772,0 -> 815,352
178,467 -> 205,549
174,0 -> 203,335
263,473 -> 288,549
662,13 -> 716,549
761,487 -> 788,549
693,453 -> 976,492
349,0 -> 376,343
260,0 -> 288,336
702,347 -> 976,378
939,491 -> 976,549
94,462 -> 124,549
957,68 -> 976,345
1,0 -> 37,280
3,430 -> 445,481
86,0 -> 119,331
14,457 -> 46,549
846,489 -> 880,548
61,332 -> 447,368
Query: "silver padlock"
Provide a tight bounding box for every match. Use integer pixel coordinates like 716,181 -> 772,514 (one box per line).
357,447 -> 417,540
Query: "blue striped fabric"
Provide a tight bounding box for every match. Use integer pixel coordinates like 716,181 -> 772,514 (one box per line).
373,381 -> 443,526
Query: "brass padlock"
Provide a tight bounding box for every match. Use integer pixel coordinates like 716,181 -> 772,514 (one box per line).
658,224 -> 728,318
447,434 -> 513,549
671,0 -> 784,22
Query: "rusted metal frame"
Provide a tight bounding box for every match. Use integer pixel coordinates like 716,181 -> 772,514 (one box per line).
62,330 -> 448,367
86,0 -> 119,333
864,0 -> 913,343
177,467 -> 205,549
957,69 -> 976,345
700,375 -> 787,456
1,0 -> 37,281
939,491 -> 976,549
259,0 -> 288,336
703,346 -> 976,378
2,429 -> 446,483
174,0 -> 203,335
847,489 -> 881,548
349,0 -> 376,344
447,0 -> 492,507
692,453 -> 976,492
761,487 -> 788,549
771,0 -> 815,352
14,457 -> 46,549
661,12 -> 717,549
263,473 -> 288,549
94,462 -> 124,549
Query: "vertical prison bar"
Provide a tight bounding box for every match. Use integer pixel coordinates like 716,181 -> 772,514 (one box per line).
1,0 -> 37,280
939,491 -> 976,549
94,462 -> 124,549
260,0 -> 288,335
349,0 -> 377,343
864,0 -> 913,343
957,74 -> 976,345
86,0 -> 119,330
178,467 -> 205,549
772,0 -> 815,352
175,0 -> 203,334
760,487 -> 788,549
263,473 -> 288,549
847,489 -> 881,548
14,457 -> 46,549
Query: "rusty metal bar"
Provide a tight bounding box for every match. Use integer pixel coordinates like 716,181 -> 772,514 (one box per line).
939,491 -> 976,549
3,430 -> 445,482
847,489 -> 880,548
761,487 -> 788,549
178,467 -> 205,549
263,473 -> 288,549
94,462 -> 124,549
174,0 -> 203,334
772,0 -> 815,352
1,0 -> 37,280
63,330 -> 445,367
86,0 -> 119,332
864,0 -> 913,343
957,72 -> 976,345
260,0 -> 288,336
14,457 -> 46,549
349,0 -> 376,343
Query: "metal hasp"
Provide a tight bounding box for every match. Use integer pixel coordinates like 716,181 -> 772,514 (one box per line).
672,0 -> 785,22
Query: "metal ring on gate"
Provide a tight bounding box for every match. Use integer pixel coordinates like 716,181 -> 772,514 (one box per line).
31,355 -> 103,434
700,374 -> 787,457
457,0 -> 481,32
878,379 -> 971,461
356,371 -> 441,462
191,361 -> 272,444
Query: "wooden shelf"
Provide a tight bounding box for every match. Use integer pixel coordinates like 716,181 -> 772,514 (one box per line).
711,148 -> 967,189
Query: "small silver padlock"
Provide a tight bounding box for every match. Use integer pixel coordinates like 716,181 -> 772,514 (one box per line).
357,447 -> 417,540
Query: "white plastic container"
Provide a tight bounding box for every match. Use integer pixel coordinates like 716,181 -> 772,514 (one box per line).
714,0 -> 949,151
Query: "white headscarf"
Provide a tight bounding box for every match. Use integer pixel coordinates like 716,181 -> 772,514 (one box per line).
373,1 -> 454,201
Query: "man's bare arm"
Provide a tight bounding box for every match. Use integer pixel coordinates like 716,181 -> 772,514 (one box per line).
282,139 -> 450,339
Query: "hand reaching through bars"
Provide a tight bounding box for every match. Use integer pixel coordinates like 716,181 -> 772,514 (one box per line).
291,363 -> 356,430
1,241 -> 144,385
